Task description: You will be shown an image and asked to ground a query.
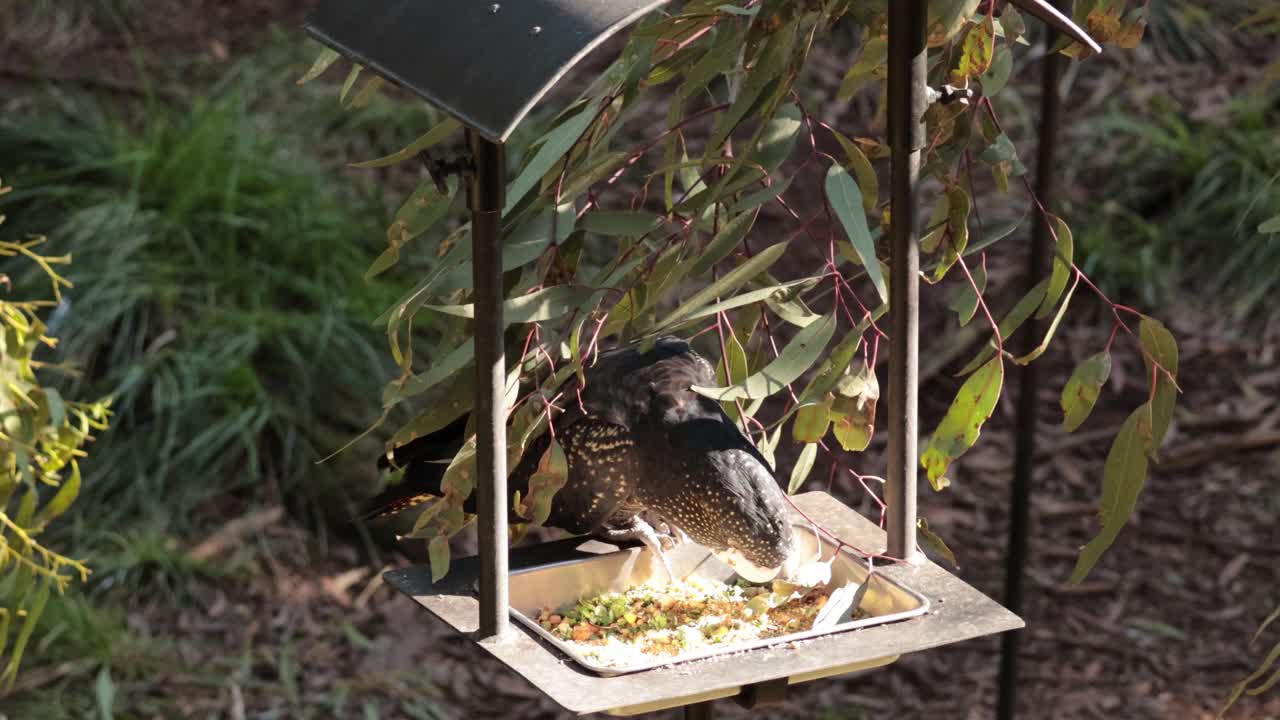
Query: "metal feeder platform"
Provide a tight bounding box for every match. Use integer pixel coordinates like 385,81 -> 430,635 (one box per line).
384,491 -> 1022,716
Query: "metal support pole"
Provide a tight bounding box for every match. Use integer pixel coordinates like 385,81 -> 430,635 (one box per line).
997,16 -> 1064,720
885,0 -> 927,562
468,129 -> 510,640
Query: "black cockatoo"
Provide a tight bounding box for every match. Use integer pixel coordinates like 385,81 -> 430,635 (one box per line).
365,336 -> 808,583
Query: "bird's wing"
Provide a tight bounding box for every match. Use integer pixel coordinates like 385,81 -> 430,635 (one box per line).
528,415 -> 644,535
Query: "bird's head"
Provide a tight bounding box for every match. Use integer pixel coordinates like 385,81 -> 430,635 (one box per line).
642,386 -> 803,583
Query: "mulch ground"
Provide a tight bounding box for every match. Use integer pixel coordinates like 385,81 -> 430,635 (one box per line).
3,4 -> 1278,719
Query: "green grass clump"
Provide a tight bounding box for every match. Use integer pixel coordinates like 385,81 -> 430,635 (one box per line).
0,82 -> 404,564
1071,94 -> 1280,317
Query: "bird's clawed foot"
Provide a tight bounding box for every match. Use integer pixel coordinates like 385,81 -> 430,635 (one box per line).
654,520 -> 689,550
597,517 -> 677,583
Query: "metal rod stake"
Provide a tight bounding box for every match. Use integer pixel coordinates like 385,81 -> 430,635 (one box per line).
885,0 -> 927,562
998,17 -> 1065,719
468,129 -> 510,640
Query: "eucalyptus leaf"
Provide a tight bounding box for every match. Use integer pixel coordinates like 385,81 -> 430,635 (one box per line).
920,357 -> 1004,489
826,164 -> 887,304
1036,215 -> 1075,319
692,312 -> 836,402
663,242 -> 788,327
505,103 -> 596,214
788,443 -> 818,495
1139,316 -> 1179,450
1061,352 -> 1111,432
1069,403 -> 1152,584
426,285 -> 603,324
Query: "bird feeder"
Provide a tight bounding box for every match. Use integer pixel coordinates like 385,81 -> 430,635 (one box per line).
302,1 -> 1099,716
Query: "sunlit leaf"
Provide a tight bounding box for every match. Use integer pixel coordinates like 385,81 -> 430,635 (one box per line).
521,439 -> 569,526
792,396 -> 832,443
952,17 -> 995,83
368,176 -> 459,280
383,342 -> 473,407
753,102 -> 803,177
656,278 -> 815,331
390,377 -> 473,444
426,285 -> 603,324
692,312 -> 836,402
1061,352 -> 1111,432
31,460 -> 80,530
1068,403 -> 1152,584
441,436 -> 478,499
297,47 -> 340,84
788,443 -> 819,495
1013,276 -> 1078,364
933,185 -> 971,282
826,164 -> 887,304
957,278 -> 1049,375
830,362 -> 878,452
921,357 -> 1004,489
1036,215 -> 1075,318
1260,215 -> 1280,234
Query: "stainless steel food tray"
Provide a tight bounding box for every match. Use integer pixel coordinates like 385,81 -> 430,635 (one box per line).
502,524 -> 930,676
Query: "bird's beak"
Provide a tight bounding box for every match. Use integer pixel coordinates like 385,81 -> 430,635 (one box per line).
713,548 -> 782,583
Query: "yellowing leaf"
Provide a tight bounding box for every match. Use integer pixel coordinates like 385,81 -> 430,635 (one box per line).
921,357 -> 1004,489
830,362 -> 878,452
1061,352 -> 1111,432
522,439 -> 569,526
952,17 -> 995,84
933,185 -> 971,282
792,396 -> 832,444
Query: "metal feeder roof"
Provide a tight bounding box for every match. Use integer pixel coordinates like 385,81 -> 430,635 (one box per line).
302,0 -> 674,143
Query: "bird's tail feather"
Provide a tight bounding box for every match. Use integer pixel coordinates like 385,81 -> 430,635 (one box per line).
361,491 -> 437,521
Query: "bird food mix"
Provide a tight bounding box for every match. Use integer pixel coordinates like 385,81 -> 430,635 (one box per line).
535,575 -> 866,669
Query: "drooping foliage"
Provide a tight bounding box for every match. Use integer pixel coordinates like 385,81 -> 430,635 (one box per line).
304,0 -> 1168,584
